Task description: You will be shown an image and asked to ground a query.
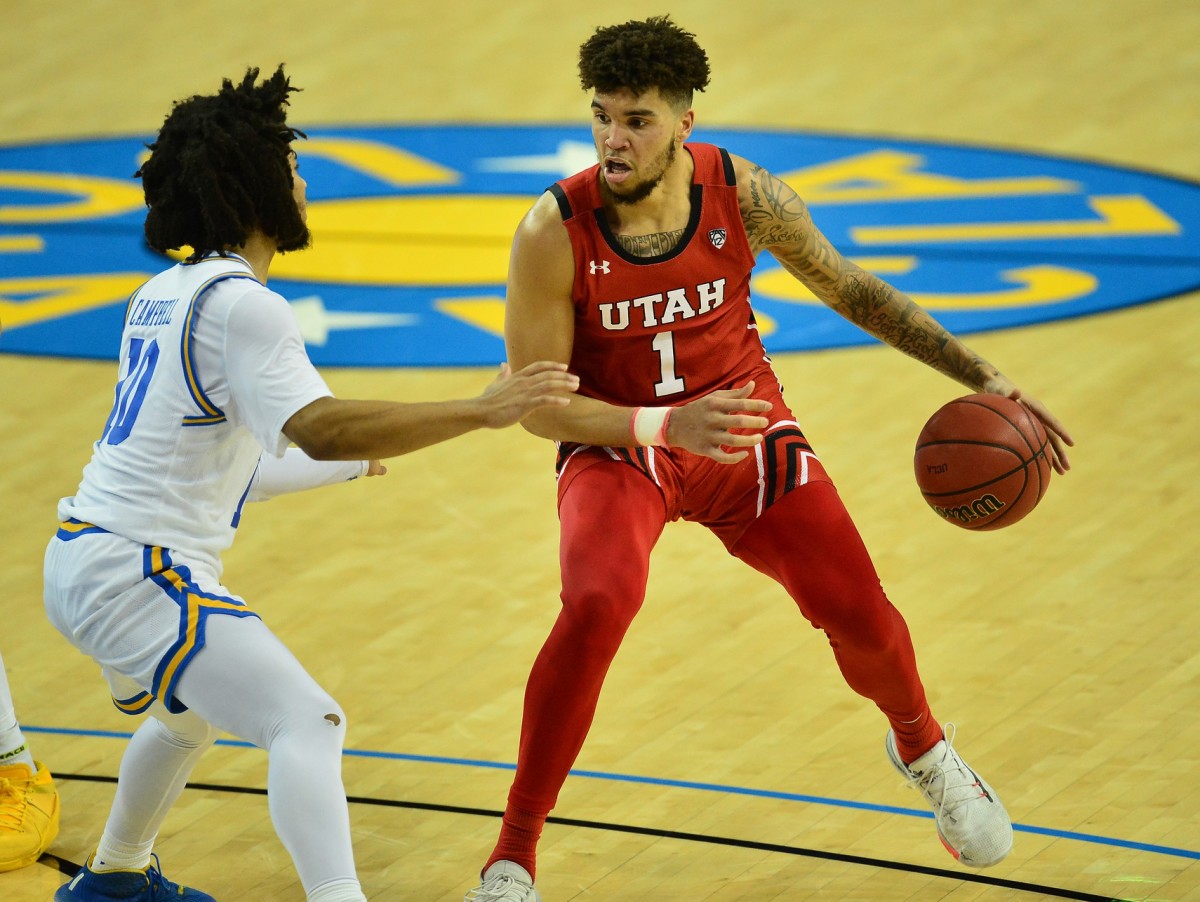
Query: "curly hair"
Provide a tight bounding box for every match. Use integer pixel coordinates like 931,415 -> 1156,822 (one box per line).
578,15 -> 710,110
136,65 -> 308,261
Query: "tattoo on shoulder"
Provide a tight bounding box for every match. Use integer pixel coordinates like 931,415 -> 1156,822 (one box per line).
615,229 -> 686,257
743,164 -> 808,249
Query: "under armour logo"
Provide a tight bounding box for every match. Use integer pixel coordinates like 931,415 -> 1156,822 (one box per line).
589,260 -> 611,274
708,229 -> 727,249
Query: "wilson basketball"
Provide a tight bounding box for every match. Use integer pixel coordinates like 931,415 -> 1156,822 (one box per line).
914,394 -> 1052,530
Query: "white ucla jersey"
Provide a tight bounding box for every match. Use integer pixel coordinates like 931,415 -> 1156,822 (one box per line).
59,253 -> 331,570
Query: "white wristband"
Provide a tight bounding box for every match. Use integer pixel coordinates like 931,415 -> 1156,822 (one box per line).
631,406 -> 672,447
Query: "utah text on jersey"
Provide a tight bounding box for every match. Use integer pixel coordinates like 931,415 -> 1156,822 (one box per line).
600,280 -> 727,331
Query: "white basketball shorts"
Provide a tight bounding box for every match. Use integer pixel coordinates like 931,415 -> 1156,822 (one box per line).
44,520 -> 260,715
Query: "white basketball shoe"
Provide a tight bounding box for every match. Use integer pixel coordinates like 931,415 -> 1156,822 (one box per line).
464,860 -> 541,902
886,724 -> 1013,867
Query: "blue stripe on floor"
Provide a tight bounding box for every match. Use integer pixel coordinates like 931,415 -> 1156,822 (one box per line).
25,724 -> 1199,861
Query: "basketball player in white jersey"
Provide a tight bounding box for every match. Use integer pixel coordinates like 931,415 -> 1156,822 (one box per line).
44,67 -> 578,902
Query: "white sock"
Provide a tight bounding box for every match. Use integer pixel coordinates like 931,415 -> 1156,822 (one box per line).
307,878 -> 367,901
0,655 -> 37,771
0,738 -> 36,771
92,835 -> 154,872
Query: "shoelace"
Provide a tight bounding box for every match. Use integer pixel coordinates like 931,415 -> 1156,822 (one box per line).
467,873 -> 529,902
905,726 -> 986,822
0,774 -> 31,830
144,854 -> 183,896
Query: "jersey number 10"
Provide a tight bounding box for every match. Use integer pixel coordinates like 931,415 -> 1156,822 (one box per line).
100,337 -> 160,446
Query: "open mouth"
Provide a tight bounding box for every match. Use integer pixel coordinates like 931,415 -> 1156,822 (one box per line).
604,158 -> 633,182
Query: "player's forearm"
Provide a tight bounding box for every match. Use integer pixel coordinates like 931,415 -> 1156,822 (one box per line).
520,393 -> 638,447
823,268 -> 1004,391
284,396 -> 490,461
249,447 -> 367,502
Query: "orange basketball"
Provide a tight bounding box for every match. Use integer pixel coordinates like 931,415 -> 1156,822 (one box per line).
914,394 -> 1052,530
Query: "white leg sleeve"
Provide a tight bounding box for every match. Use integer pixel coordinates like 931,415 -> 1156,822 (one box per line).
172,615 -> 360,895
97,706 -> 218,869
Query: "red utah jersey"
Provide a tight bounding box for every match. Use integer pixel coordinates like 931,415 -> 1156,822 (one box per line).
550,143 -> 768,407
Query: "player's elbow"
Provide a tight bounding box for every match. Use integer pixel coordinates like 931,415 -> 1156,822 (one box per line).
519,410 -> 560,441
522,421 -> 550,440
287,429 -> 340,461
282,398 -> 345,460
291,433 -> 341,461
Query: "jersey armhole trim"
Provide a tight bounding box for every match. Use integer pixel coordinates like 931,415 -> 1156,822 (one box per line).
179,273 -> 256,426
719,148 -> 737,187
549,183 -> 573,221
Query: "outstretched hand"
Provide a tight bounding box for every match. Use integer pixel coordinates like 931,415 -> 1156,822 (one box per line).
982,377 -> 1074,474
667,381 -> 773,464
478,361 -> 580,428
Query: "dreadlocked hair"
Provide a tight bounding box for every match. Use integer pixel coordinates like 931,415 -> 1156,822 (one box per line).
137,65 -> 308,261
578,15 -> 710,110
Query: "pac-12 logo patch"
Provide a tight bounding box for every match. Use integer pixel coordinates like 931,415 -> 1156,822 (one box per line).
708,228 -> 727,249
1,125 -> 1198,367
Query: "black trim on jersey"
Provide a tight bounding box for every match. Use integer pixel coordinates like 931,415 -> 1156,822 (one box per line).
555,442 -> 654,483
762,427 -> 816,512
718,148 -> 737,187
596,183 -> 704,266
549,183 -> 573,221
614,446 -> 652,470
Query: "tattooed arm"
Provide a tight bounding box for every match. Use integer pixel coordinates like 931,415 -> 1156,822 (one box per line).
737,154 -> 994,386
732,153 -> 1073,470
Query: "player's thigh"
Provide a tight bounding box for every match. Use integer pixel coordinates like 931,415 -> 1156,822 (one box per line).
173,614 -> 343,749
730,482 -> 891,629
558,460 -> 668,593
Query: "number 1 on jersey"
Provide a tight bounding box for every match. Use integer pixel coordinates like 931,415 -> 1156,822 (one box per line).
652,330 -> 686,397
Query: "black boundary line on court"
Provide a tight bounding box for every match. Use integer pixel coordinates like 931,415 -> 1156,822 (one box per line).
37,773 -> 1126,901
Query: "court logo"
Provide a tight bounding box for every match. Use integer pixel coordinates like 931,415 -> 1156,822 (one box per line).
1,125 -> 1198,367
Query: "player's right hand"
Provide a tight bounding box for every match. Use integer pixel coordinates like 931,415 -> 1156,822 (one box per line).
478,361 -> 580,428
668,381 -> 772,463
979,376 -> 1074,474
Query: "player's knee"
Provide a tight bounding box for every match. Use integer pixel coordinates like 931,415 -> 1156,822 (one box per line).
319,703 -> 348,741
298,685 -> 346,730
262,686 -> 347,752
272,708 -> 347,765
304,689 -> 348,742
152,709 -> 221,750
819,599 -> 903,655
561,585 -> 643,635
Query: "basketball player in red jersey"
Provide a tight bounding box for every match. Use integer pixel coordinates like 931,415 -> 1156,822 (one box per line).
465,16 -> 1074,901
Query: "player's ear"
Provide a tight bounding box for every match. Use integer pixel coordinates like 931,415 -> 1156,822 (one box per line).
677,109 -> 694,143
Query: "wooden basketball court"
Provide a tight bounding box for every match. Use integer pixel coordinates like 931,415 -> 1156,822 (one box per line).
1,1 -> 1197,899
